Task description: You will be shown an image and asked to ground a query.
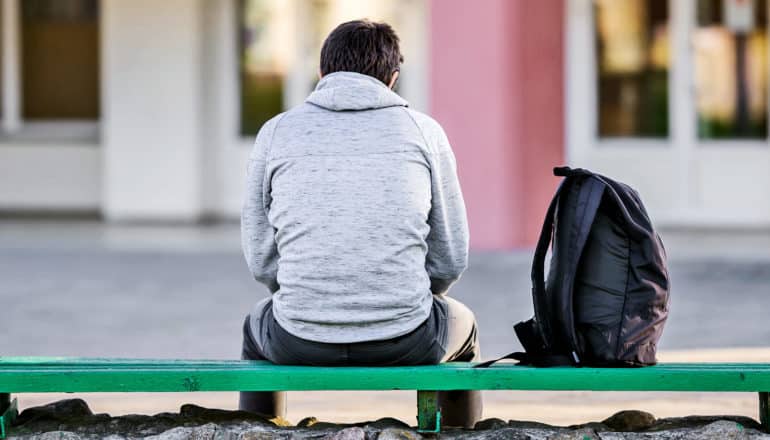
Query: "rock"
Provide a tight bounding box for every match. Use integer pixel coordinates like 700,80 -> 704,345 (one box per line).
326,427 -> 366,440
15,399 -> 94,424
467,427 -> 535,440
304,421 -> 347,430
597,419 -> 767,439
295,418 -> 356,430
11,401 -> 292,439
602,410 -> 656,432
649,415 -> 762,432
376,428 -> 422,440
179,405 -> 218,418
182,423 -> 218,440
143,423 -> 247,440
9,398 -> 770,440
366,418 -> 411,430
474,418 -> 508,430
570,422 -> 610,433
144,424 -> 206,440
178,405 -> 288,427
685,420 -> 752,439
546,427 -> 599,439
296,417 -> 318,428
508,419 -> 562,430
239,432 -> 290,440
34,432 -> 83,440
239,431 -> 290,440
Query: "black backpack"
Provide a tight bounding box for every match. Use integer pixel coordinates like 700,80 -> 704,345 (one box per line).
480,166 -> 670,368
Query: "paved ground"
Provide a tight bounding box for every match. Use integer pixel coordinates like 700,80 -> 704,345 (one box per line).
3,220 -> 770,424
3,221 -> 770,357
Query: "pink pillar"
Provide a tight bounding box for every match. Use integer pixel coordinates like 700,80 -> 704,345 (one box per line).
429,0 -> 565,249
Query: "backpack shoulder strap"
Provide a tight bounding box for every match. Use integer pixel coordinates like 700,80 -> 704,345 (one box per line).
527,168 -> 606,367
532,170 -> 606,357
473,351 -> 576,368
529,179 -> 564,350
556,174 -> 606,362
474,320 -> 578,368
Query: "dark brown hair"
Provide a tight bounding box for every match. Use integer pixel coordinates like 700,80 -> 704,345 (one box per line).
320,19 -> 404,86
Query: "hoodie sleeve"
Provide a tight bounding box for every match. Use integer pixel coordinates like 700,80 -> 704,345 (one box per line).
241,114 -> 284,293
410,111 -> 470,295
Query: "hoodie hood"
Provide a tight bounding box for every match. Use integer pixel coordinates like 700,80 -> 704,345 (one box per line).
306,71 -> 408,111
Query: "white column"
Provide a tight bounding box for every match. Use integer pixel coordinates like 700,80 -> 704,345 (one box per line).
286,0 -> 314,108
565,0 -> 595,166
101,0 -> 204,221
670,0 -> 695,215
2,0 -> 21,133
392,0 -> 429,112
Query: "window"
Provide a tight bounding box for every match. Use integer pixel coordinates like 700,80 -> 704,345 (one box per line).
594,0 -> 669,138
21,0 -> 99,120
238,0 -> 422,136
0,0 -> 99,139
694,0 -> 768,139
239,0 -> 291,136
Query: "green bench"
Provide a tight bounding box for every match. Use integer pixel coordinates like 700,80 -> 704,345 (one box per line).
2,357 -> 770,437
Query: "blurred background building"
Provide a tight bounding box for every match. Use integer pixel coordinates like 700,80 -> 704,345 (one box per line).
5,0 -> 770,423
0,0 -> 768,250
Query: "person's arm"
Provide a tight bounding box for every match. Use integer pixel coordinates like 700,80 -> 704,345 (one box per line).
423,121 -> 470,295
241,115 -> 284,293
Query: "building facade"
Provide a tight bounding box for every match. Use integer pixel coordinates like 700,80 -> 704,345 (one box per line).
1,0 -> 767,249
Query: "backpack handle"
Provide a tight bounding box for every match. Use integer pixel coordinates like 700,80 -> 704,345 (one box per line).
558,167 -> 651,241
554,166 -> 591,177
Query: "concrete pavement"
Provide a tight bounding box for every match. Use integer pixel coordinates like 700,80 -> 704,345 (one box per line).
2,220 -> 770,424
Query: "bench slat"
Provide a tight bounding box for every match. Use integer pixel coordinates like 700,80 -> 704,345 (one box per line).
2,359 -> 770,393
2,358 -> 770,370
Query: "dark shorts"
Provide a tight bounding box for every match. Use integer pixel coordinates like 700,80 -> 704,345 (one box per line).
242,297 -> 456,366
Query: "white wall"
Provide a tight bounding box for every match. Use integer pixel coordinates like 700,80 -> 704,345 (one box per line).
101,0 -> 204,221
0,143 -> 100,210
200,0 -> 254,219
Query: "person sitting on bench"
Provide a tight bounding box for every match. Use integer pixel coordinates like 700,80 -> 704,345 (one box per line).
239,19 -> 481,428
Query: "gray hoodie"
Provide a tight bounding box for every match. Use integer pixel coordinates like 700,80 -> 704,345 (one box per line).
242,71 -> 469,344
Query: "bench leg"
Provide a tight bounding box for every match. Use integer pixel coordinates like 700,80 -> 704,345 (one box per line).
760,392 -> 770,433
0,393 -> 18,440
417,390 -> 441,433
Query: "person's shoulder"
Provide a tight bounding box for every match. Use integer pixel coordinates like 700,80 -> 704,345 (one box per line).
247,112 -> 291,161
249,113 -> 285,148
260,102 -> 328,137
403,108 -> 445,135
402,108 -> 450,156
256,111 -> 290,136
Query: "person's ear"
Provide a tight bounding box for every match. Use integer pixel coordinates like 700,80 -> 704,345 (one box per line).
388,71 -> 399,89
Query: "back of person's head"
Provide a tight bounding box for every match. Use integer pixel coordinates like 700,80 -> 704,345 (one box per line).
320,19 -> 404,86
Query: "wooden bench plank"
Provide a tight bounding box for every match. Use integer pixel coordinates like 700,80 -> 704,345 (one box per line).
2,360 -> 770,393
